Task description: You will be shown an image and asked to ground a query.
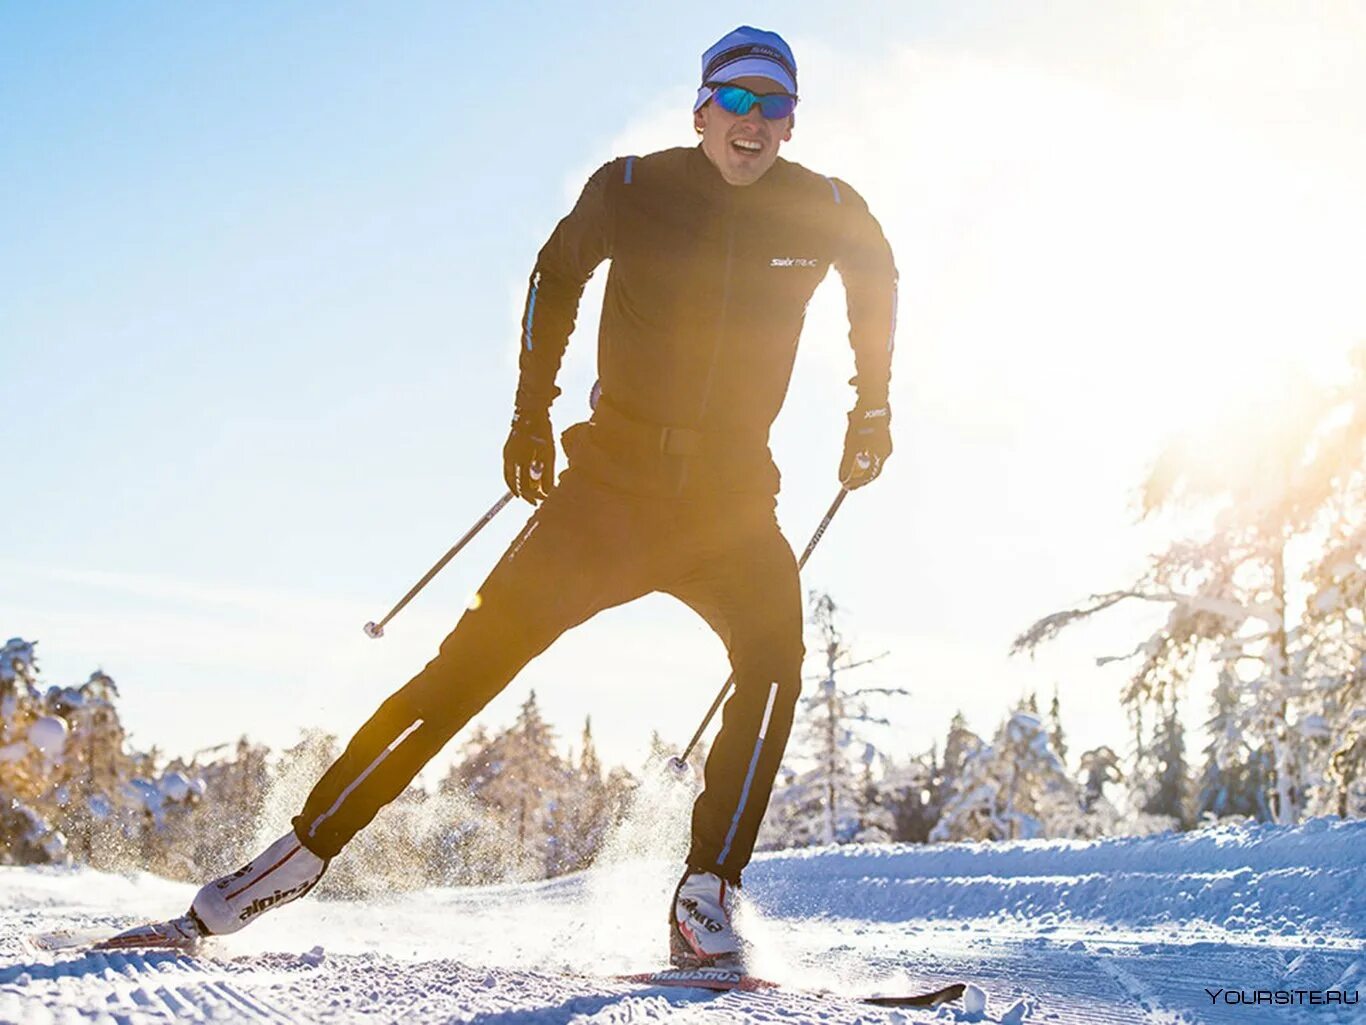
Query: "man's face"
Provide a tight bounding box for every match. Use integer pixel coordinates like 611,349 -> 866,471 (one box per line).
694,75 -> 794,186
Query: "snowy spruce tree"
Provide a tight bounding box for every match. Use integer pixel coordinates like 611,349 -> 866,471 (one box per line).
1014,350 -> 1366,826
1076,745 -> 1124,835
445,691 -> 582,880
1136,696 -> 1190,828
434,725 -> 537,884
930,709 -> 1082,842
1194,667 -> 1270,822
464,691 -> 565,850
179,737 -> 273,875
545,716 -> 633,875
0,638 -> 68,862
761,591 -> 907,848
880,749 -> 940,842
0,642 -> 206,869
43,670 -> 149,865
1048,688 -> 1068,766
935,711 -> 983,813
1294,364 -> 1366,817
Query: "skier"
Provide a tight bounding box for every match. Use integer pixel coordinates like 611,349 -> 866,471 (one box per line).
138,26 -> 897,969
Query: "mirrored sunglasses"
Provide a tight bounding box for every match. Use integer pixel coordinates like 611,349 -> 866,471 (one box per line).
705,83 -> 798,120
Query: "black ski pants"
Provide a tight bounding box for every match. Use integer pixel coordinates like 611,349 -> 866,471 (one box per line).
293,468 -> 803,883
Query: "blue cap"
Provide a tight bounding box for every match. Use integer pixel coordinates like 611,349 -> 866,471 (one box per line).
693,27 -> 798,112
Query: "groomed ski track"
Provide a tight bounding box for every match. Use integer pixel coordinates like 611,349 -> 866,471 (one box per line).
2,820 -> 1362,1024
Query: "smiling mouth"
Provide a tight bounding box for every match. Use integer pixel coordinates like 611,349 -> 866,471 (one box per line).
731,138 -> 763,156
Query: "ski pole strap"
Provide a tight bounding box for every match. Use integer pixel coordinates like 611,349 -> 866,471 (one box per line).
671,486 -> 850,767
364,491 -> 515,638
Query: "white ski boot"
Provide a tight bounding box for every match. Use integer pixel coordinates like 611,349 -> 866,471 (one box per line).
669,868 -> 742,969
188,829 -> 327,936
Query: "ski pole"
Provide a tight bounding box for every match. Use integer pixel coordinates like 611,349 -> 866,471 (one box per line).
364,382 -> 594,639
363,491 -> 515,638
666,486 -> 851,776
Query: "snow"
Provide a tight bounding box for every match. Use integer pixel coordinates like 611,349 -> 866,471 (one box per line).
1,820 -> 1363,1023
26,715 -> 68,756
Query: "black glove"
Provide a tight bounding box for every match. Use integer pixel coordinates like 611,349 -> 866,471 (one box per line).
839,403 -> 892,489
503,409 -> 556,504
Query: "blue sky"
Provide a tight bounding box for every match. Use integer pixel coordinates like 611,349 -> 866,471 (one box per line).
4,3 -> 1364,776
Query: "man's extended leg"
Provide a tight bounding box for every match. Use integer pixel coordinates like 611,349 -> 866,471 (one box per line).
663,499 -> 804,965
191,473 -> 655,935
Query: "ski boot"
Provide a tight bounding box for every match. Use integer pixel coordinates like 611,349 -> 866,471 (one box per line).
97,913 -> 208,951
189,829 -> 328,935
669,867 -> 743,969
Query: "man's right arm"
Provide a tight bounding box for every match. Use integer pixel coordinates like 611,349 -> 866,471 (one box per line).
505,159 -> 618,502
514,160 -> 618,414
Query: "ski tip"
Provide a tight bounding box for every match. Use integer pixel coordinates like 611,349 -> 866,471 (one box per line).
864,981 -> 968,1007
25,928 -> 118,954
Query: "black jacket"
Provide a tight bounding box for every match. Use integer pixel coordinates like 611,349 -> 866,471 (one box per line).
517,144 -> 897,495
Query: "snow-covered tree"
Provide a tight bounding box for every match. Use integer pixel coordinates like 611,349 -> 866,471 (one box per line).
0,638 -> 68,863
931,710 -> 1082,842
881,751 -> 939,842
545,716 -> 632,875
762,591 -> 908,848
1297,447 -> 1366,817
1136,696 -> 1190,827
445,691 -> 586,878
132,737 -> 271,880
43,670 -> 151,866
1014,349 -> 1366,825
938,711 -> 981,791
1048,688 -> 1068,766
469,691 -> 563,847
1194,667 -> 1269,822
432,725 -> 535,885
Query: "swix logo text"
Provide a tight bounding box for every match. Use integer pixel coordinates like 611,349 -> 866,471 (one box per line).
770,257 -> 819,268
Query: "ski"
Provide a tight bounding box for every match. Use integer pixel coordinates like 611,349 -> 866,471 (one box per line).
614,966 -> 967,1007
25,931 -> 963,1009
26,916 -> 204,954
25,928 -> 114,954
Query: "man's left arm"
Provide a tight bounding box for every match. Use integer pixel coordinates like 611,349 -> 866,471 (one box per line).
831,179 -> 898,489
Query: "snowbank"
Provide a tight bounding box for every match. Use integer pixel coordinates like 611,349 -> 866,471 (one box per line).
746,817 -> 1366,938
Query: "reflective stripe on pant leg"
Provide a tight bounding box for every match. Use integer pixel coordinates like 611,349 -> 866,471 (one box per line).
716,681 -> 779,866
297,473 -> 655,859
305,718 -> 425,841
